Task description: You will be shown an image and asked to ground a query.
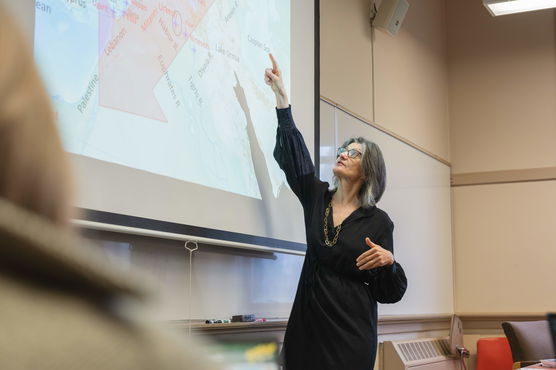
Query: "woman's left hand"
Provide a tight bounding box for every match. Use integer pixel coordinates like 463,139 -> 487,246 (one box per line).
356,237 -> 394,270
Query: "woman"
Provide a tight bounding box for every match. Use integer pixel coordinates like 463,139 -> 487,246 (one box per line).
0,6 -> 219,369
264,54 -> 407,370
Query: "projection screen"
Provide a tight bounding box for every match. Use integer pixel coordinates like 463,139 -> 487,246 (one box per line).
9,0 -> 317,252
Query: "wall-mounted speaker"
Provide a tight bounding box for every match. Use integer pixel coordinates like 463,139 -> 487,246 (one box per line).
372,0 -> 410,36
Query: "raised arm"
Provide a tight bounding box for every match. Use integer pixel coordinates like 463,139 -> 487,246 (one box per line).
265,54 -> 319,206
265,53 -> 289,109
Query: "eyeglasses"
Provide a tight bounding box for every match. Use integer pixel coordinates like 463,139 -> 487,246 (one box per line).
336,147 -> 362,159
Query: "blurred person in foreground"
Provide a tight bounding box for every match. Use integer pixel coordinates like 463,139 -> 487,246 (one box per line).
0,5 -> 219,370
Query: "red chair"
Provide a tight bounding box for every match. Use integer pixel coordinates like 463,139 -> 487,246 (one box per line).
476,337 -> 513,370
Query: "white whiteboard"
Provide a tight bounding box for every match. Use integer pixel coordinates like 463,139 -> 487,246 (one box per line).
320,99 -> 454,315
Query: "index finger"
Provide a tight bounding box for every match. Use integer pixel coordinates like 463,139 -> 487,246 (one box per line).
269,53 -> 279,73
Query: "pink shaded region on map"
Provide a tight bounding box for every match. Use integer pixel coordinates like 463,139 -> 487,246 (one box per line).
98,0 -> 214,122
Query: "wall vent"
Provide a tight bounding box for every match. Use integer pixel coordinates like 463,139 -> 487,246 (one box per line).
396,338 -> 451,362
381,338 -> 461,370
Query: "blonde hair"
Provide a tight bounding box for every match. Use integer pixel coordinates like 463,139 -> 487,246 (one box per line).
0,6 -> 73,226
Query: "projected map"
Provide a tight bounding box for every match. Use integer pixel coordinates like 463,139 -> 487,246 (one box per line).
34,0 -> 290,199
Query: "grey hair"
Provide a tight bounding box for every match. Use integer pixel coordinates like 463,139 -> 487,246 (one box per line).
332,137 -> 386,208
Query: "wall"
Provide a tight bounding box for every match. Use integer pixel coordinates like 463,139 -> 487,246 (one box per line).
448,1 -> 556,315
321,0 -> 451,162
374,0 -> 450,162
448,2 -> 556,174
447,3 -> 556,369
320,0 -> 375,122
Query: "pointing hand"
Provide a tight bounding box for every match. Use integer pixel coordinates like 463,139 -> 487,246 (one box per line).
264,53 -> 288,108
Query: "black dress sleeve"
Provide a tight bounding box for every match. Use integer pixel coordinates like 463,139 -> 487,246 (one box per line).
273,106 -> 322,208
369,220 -> 408,304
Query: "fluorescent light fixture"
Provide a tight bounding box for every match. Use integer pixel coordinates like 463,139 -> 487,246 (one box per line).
483,0 -> 556,16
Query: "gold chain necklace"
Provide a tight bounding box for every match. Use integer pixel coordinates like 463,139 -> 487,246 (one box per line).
323,202 -> 342,247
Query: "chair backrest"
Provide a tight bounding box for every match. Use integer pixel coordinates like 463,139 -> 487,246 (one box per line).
502,320 -> 555,362
548,313 -> 556,355
476,337 -> 513,370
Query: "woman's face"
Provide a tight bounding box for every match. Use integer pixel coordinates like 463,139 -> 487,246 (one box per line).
332,142 -> 364,182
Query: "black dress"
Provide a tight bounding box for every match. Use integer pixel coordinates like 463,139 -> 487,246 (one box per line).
274,106 -> 408,370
